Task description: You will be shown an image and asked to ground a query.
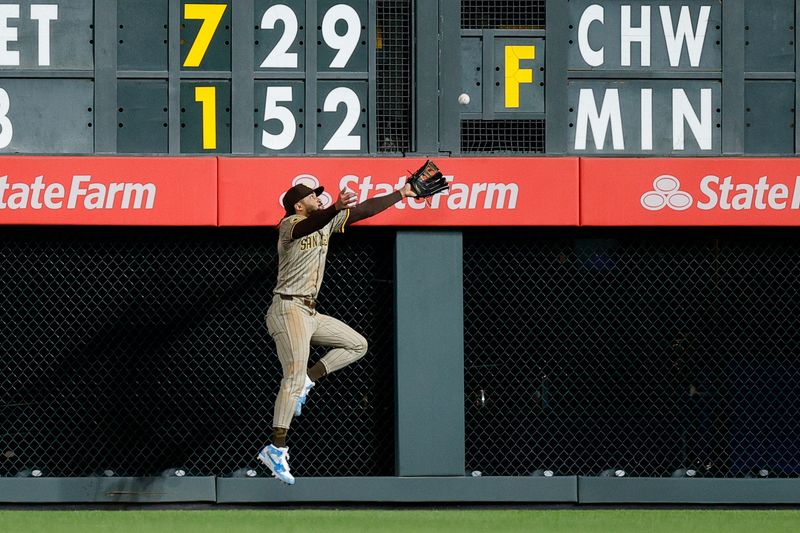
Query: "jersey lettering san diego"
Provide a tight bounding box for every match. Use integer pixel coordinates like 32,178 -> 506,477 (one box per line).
273,209 -> 349,298
298,232 -> 330,251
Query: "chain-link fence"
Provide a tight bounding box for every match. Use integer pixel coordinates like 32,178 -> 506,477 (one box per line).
0,228 -> 395,478
461,119 -> 546,153
5,226 -> 799,480
464,229 -> 800,478
461,0 -> 546,30
377,0 -> 412,152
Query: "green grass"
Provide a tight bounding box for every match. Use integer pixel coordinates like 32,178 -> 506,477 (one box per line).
0,510 -> 799,533
0,510 -> 800,533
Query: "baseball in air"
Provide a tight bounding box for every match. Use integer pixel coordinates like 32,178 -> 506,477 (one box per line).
458,93 -> 471,105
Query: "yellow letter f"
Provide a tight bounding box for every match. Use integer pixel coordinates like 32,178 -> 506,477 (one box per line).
505,45 -> 536,109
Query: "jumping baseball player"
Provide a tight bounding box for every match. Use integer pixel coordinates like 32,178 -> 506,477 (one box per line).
258,161 -> 447,484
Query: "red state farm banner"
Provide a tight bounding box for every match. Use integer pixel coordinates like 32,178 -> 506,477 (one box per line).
218,157 -> 579,226
0,157 -> 217,225
582,158 -> 800,226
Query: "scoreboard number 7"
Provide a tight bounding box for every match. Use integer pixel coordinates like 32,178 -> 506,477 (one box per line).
183,3 -> 227,68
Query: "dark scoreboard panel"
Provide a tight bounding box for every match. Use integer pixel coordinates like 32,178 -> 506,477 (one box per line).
0,0 -> 93,69
0,0 -> 93,154
0,79 -> 93,153
0,0 -> 375,155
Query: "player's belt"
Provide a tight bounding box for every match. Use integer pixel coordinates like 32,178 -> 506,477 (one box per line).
279,294 -> 317,309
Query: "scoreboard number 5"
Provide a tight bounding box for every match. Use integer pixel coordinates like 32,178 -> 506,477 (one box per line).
262,86 -> 297,150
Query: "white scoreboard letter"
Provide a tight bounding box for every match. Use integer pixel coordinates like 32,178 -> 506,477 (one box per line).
640,88 -> 653,151
578,4 -> 604,67
673,88 -> 712,150
31,4 -> 58,67
0,5 -> 20,66
621,5 -> 651,67
575,88 -> 625,151
660,6 -> 711,68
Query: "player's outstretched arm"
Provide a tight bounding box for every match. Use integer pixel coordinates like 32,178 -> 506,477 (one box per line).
291,188 -> 357,240
346,184 -> 416,226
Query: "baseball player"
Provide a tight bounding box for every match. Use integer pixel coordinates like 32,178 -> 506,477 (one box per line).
258,162 -> 447,484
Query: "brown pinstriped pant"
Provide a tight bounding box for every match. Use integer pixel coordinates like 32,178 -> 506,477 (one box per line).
265,294 -> 368,429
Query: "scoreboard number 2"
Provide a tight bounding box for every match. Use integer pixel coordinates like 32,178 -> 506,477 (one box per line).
260,5 -> 299,69
322,87 -> 360,151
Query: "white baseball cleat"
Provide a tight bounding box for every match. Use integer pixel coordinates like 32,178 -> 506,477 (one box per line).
258,444 -> 295,485
294,375 -> 315,417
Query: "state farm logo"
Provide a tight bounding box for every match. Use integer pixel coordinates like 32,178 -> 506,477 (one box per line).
0,175 -> 156,210
279,174 -> 333,208
640,175 -> 693,211
640,174 -> 800,212
279,173 -> 520,211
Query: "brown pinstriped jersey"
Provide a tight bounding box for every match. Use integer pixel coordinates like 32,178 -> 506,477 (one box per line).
273,209 -> 350,298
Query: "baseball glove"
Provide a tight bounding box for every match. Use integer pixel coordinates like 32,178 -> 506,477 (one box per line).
408,160 -> 448,198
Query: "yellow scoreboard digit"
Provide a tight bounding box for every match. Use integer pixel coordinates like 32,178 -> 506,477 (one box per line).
180,1 -> 231,71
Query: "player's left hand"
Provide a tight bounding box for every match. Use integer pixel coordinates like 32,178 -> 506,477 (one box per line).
400,183 -> 417,198
335,188 -> 358,210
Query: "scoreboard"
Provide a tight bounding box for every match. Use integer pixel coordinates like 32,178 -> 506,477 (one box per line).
0,0 -> 375,154
0,1 -> 796,156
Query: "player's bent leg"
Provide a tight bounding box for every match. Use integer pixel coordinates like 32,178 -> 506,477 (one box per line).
311,313 -> 369,375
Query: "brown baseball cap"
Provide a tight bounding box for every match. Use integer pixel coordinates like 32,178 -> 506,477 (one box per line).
282,183 -> 324,216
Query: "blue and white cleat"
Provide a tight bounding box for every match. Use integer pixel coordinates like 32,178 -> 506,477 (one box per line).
258,444 -> 295,485
294,375 -> 315,417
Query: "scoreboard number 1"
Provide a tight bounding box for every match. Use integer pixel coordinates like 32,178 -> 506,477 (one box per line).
195,86 -> 217,150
